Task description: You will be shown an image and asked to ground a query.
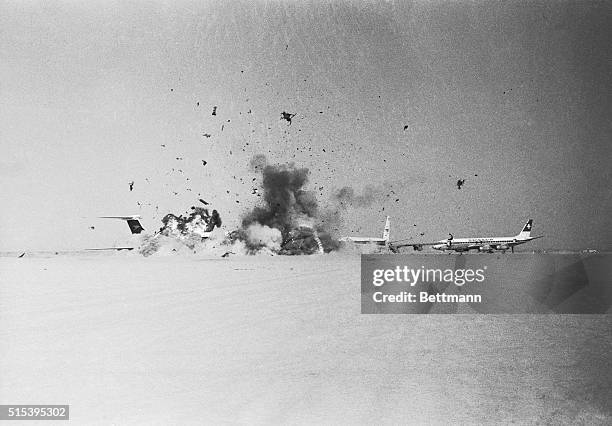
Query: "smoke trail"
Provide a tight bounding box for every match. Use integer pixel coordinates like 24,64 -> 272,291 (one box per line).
332,185 -> 381,209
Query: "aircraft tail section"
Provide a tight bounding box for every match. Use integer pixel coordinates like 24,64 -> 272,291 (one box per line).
100,215 -> 144,234
126,219 -> 145,234
382,216 -> 391,243
516,219 -> 532,239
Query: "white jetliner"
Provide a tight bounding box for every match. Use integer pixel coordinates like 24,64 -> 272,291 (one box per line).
390,219 -> 542,253
341,216 -> 391,246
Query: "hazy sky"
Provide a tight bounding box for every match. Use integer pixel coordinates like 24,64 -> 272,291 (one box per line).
1,0 -> 611,251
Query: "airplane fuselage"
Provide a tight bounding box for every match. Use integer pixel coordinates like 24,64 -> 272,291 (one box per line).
432,236 -> 538,252
344,237 -> 387,246
341,216 -> 391,247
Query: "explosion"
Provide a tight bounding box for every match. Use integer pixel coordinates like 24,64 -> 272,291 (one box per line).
139,206 -> 222,256
136,155 -> 346,257
226,156 -> 338,255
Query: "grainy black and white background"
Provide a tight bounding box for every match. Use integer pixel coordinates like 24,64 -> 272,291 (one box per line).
1,1 -> 610,424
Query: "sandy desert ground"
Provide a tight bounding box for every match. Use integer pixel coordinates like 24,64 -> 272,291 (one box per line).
1,253 -> 610,425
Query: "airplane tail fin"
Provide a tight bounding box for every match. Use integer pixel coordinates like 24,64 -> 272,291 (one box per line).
516,219 -> 532,239
100,215 -> 145,234
126,219 -> 145,234
382,216 -> 391,243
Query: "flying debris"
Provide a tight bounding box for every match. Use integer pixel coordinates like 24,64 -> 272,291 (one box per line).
280,112 -> 296,124
199,199 -> 209,205
18,252 -> 25,258
89,226 -> 95,230
129,181 -> 134,191
212,106 -> 217,116
202,133 -> 211,138
202,160 -> 207,166
403,125 -> 409,130
457,179 -> 465,189
221,251 -> 234,258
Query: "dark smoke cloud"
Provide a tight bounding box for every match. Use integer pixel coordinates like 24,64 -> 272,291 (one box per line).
228,155 -> 339,254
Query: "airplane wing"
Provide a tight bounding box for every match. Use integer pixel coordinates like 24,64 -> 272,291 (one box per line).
388,240 -> 440,252
99,215 -> 144,234
85,247 -> 135,251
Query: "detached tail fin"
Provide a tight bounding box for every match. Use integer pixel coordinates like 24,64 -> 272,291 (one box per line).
516,219 -> 532,238
382,216 -> 391,243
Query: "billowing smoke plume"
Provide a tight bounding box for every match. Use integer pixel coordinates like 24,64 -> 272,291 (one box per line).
226,155 -> 338,254
139,206 -> 222,256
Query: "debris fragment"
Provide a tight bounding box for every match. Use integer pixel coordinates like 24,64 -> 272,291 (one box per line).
212,106 -> 217,116
18,252 -> 25,258
280,112 -> 296,124
129,181 -> 134,191
202,160 -> 207,166
457,179 -> 465,189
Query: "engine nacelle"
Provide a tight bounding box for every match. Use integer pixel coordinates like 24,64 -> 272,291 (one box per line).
497,244 -> 510,250
479,245 -> 492,252
413,244 -> 424,251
